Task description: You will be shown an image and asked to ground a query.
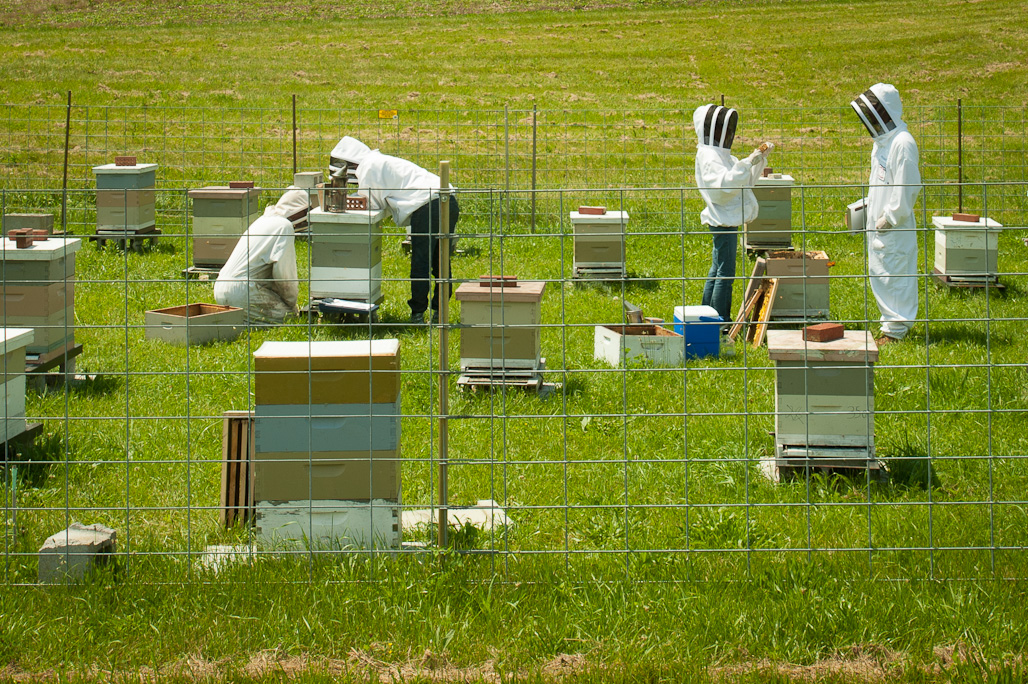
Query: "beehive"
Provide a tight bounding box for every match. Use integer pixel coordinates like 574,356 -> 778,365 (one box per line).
764,250 -> 830,319
767,329 -> 877,456
0,328 -> 33,443
744,173 -> 794,248
932,216 -> 1002,279
569,210 -> 628,276
307,207 -> 387,302
188,186 -> 262,267
92,162 -> 158,235
252,339 -> 401,548
1,236 -> 81,356
455,277 -> 545,371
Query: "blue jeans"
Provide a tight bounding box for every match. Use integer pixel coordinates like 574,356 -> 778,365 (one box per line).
701,225 -> 738,323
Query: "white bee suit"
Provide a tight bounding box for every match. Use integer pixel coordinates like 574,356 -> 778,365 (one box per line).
213,189 -> 307,323
852,83 -> 922,339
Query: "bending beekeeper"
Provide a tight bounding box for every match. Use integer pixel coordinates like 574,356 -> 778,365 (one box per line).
693,104 -> 773,323
330,136 -> 460,324
851,83 -> 922,346
213,188 -> 309,323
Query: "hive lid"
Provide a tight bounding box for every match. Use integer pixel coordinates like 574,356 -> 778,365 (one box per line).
756,173 -> 795,185
766,329 -> 878,363
1,236 -> 82,260
0,328 -> 34,355
254,339 -> 399,361
92,163 -> 158,174
455,277 -> 546,303
569,210 -> 629,223
188,186 -> 262,200
309,206 -> 387,224
932,216 -> 1002,231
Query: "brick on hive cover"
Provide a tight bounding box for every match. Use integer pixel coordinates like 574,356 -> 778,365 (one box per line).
803,322 -> 845,343
477,274 -> 518,287
114,156 -> 137,166
952,212 -> 981,223
228,180 -> 255,189
577,206 -> 606,215
38,522 -> 117,583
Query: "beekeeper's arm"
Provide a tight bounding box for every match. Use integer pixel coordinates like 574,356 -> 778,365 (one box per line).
699,145 -> 771,203
874,141 -> 921,230
268,233 -> 299,312
353,158 -> 392,213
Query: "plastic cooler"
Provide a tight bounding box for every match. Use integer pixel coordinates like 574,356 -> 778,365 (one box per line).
673,305 -> 722,359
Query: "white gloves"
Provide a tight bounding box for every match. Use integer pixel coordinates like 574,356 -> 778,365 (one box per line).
875,215 -> 891,231
745,142 -> 774,166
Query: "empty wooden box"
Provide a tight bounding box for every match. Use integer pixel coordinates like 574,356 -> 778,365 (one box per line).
307,207 -> 387,303
767,329 -> 877,459
1,236 -> 81,357
144,303 -> 244,346
92,162 -> 157,235
0,328 -> 33,443
932,215 -> 1002,280
765,249 -> 830,319
594,324 -> 684,368
569,210 -> 628,277
745,173 -> 794,249
188,186 -> 262,267
455,277 -> 545,372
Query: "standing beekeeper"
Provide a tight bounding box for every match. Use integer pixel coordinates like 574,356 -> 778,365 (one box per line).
330,136 -> 460,324
693,104 -> 773,323
213,187 -> 309,323
851,83 -> 922,346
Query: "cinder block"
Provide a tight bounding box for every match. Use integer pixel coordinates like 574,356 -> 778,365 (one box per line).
3,214 -> 54,234
38,522 -> 117,583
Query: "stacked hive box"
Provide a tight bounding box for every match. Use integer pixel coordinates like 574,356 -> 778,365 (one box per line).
252,339 -> 401,549
188,186 -> 261,268
932,215 -> 1002,282
0,328 -> 33,443
765,250 -> 830,320
307,207 -> 387,303
455,277 -> 545,373
92,162 -> 157,236
569,210 -> 628,278
767,329 -> 877,462
1,236 -> 81,358
744,173 -> 794,250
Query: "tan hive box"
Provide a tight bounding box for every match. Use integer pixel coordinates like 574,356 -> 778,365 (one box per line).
569,210 -> 628,276
188,186 -> 262,267
455,277 -> 545,371
144,303 -> 244,346
92,163 -> 158,233
767,329 -> 877,456
745,173 -> 794,248
932,216 -> 1002,278
765,249 -> 830,319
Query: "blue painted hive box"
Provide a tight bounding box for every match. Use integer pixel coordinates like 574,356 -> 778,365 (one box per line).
673,305 -> 722,359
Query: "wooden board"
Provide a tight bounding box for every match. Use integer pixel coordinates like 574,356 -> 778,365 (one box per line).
751,278 -> 779,349
728,280 -> 767,341
220,411 -> 254,528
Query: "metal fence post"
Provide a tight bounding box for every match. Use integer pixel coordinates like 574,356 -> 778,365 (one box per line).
61,91 -> 71,233
437,161 -> 451,549
531,104 -> 538,233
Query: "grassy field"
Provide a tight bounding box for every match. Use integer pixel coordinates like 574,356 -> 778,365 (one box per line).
2,0 -> 1028,681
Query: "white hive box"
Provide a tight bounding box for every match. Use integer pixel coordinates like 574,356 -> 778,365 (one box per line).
307,207 -> 387,302
767,329 -> 877,458
764,249 -> 830,319
745,173 -> 794,248
594,324 -> 684,368
455,277 -> 545,371
0,328 -> 33,443
932,216 -> 1002,279
1,236 -> 81,356
256,500 -> 401,550
569,210 -> 628,276
144,303 -> 245,346
93,163 -> 158,234
188,186 -> 262,267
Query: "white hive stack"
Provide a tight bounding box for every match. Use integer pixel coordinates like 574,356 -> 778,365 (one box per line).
188,185 -> 261,268
306,207 -> 387,305
569,209 -> 628,279
0,328 -> 33,443
932,215 -> 1002,284
92,161 -> 158,239
744,173 -> 794,251
764,250 -> 830,320
252,339 -> 402,549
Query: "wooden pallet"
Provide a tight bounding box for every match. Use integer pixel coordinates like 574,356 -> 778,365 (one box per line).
220,410 -> 254,528
303,296 -> 383,324
182,265 -> 223,280
26,343 -> 84,390
91,226 -> 161,252
573,265 -> 625,281
932,268 -> 1005,291
2,422 -> 43,458
457,365 -> 544,391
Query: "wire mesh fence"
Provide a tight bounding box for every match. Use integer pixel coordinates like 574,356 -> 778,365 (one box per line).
1,100 -> 1027,584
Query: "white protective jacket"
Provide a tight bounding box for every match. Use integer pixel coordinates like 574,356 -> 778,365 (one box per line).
851,83 -> 922,339
331,136 -> 453,227
213,189 -> 306,323
693,105 -> 766,228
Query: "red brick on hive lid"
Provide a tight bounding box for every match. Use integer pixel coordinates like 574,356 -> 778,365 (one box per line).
115,156 -> 137,167
762,167 -> 774,177
803,322 -> 845,343
7,228 -> 49,249
952,212 -> 981,223
228,181 -> 255,189
344,195 -> 368,211
577,206 -> 606,215
477,274 -> 518,287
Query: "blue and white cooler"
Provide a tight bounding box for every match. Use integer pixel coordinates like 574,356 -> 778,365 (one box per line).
673,305 -> 722,359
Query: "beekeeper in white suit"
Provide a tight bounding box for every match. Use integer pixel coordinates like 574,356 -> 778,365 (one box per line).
693,103 -> 773,324
851,83 -> 922,346
213,187 -> 309,323
330,136 -> 460,324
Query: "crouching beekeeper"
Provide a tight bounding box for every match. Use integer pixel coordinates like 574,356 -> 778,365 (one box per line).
850,83 -> 922,346
213,188 -> 310,323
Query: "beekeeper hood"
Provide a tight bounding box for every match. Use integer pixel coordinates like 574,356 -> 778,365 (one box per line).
851,83 -> 906,140
330,136 -> 374,177
693,104 -> 739,149
265,187 -> 310,229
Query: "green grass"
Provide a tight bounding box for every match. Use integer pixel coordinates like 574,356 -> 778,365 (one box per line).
1,0 -> 1028,680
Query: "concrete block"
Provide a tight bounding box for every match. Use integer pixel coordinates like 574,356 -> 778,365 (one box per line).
3,214 -> 54,233
38,522 -> 116,583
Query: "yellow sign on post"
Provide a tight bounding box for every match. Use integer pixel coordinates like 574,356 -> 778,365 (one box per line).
378,109 -> 398,119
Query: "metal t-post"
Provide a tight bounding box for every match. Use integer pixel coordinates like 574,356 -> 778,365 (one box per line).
61,91 -> 71,234
437,161 -> 451,548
